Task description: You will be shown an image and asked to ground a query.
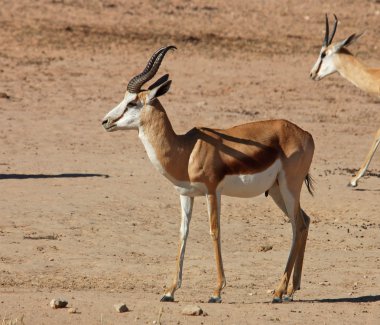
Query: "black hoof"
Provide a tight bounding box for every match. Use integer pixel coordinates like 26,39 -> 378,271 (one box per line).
160,295 -> 174,302
272,296 -> 282,303
283,295 -> 293,302
208,296 -> 222,303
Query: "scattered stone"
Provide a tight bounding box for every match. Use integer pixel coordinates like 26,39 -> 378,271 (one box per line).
0,92 -> 10,99
50,298 -> 68,309
267,289 -> 274,294
259,245 -> 273,252
114,303 -> 129,313
182,305 -> 203,316
68,307 -> 77,314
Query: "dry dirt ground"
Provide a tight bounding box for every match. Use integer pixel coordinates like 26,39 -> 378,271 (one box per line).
1,0 -> 380,324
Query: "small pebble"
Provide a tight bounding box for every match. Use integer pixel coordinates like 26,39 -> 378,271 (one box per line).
259,245 -> 273,252
50,298 -> 68,309
114,303 -> 129,313
68,307 -> 77,314
182,305 -> 203,316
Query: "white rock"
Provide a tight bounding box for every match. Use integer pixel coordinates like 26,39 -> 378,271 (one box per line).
182,305 -> 203,316
50,298 -> 68,309
114,303 -> 129,313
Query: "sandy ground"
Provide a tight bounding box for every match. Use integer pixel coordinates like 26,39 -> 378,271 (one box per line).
1,0 -> 380,324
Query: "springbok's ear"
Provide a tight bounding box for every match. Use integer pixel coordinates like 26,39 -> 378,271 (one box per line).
146,80 -> 172,103
148,74 -> 170,90
333,32 -> 364,52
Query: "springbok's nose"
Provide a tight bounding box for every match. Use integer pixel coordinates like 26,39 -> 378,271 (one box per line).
102,118 -> 108,126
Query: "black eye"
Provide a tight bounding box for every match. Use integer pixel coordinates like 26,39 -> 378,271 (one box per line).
127,101 -> 137,108
321,52 -> 326,59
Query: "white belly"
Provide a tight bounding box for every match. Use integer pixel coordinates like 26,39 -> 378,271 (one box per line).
172,159 -> 281,198
218,159 -> 281,198
139,128 -> 280,198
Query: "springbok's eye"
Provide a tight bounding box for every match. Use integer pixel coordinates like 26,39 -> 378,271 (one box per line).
321,52 -> 326,59
127,101 -> 137,108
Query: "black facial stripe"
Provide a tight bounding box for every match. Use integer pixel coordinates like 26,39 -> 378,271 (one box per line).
315,57 -> 324,76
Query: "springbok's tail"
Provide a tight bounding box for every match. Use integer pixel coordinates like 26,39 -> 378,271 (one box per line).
304,173 -> 315,196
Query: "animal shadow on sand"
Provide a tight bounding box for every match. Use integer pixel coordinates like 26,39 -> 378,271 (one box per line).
0,173 -> 109,180
299,295 -> 380,303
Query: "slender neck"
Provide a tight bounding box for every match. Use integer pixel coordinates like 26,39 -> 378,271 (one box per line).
138,100 -> 193,181
334,51 -> 380,95
139,101 -> 179,151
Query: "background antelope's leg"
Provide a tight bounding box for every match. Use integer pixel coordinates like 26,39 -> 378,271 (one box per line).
206,192 -> 226,303
161,195 -> 194,302
349,128 -> 380,187
272,180 -> 302,303
285,209 -> 310,301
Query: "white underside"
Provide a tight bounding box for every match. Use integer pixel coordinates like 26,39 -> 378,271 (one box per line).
174,160 -> 281,197
138,127 -> 281,198
218,159 -> 281,198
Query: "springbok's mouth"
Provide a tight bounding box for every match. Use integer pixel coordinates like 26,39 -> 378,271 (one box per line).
102,113 -> 124,132
102,117 -> 118,132
103,123 -> 117,132
309,74 -> 319,81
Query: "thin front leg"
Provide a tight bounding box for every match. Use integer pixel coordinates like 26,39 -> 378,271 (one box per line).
206,192 -> 226,303
161,195 -> 194,302
349,128 -> 380,187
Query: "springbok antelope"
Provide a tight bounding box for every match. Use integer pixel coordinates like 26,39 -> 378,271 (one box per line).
102,46 -> 315,303
310,14 -> 380,187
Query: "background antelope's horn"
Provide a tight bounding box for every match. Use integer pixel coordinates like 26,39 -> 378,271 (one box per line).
328,14 -> 338,45
323,14 -> 330,46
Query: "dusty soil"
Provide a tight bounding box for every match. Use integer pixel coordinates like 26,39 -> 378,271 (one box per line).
1,0 -> 380,324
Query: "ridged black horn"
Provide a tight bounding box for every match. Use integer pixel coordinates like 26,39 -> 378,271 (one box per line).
328,14 -> 338,45
323,14 -> 338,46
323,14 -> 330,46
127,45 -> 176,93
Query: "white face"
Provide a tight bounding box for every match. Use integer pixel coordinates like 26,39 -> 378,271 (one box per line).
310,46 -> 337,81
102,92 -> 144,132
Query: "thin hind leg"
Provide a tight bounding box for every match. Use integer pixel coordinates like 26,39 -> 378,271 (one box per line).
286,209 -> 310,301
349,128 -> 380,187
268,183 -> 288,216
271,177 -> 305,303
269,184 -> 296,301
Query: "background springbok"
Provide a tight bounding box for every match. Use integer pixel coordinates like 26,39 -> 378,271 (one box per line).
102,46 -> 315,303
310,14 -> 380,187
